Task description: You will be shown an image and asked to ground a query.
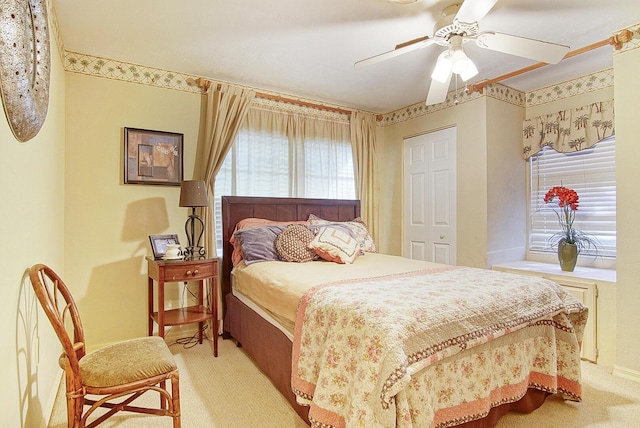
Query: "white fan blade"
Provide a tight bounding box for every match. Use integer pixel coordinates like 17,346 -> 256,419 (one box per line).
455,0 -> 499,23
355,37 -> 434,69
476,32 -> 570,64
426,71 -> 452,106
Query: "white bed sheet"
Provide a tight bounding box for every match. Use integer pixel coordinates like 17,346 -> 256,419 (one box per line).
231,286 -> 295,341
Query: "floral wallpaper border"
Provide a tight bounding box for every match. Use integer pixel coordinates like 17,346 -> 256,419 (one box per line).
63,51 -> 351,123
62,49 -> 616,127
251,97 -> 351,123
64,51 -> 203,94
379,83 -> 526,127
380,66 -> 621,126
524,68 -> 614,107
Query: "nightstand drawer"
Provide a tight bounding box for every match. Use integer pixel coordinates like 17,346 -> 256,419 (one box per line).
162,261 -> 216,281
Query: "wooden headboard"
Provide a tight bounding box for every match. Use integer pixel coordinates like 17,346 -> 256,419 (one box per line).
220,196 -> 360,315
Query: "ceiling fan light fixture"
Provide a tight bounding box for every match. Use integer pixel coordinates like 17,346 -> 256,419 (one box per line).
431,51 -> 452,83
450,48 -> 469,74
447,43 -> 478,81
459,58 -> 478,81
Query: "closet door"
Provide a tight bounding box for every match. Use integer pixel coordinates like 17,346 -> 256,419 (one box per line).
403,127 -> 457,264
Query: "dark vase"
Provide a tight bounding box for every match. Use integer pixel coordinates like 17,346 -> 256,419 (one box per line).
558,239 -> 578,272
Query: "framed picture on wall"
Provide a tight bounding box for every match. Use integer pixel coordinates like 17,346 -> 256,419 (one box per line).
124,127 -> 183,185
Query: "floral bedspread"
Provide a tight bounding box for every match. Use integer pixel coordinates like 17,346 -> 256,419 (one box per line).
291,266 -> 587,428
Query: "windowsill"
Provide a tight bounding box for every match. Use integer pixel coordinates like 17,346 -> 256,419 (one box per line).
491,260 -> 616,284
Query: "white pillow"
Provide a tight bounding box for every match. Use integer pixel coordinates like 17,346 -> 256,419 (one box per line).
308,226 -> 360,264
308,214 -> 377,253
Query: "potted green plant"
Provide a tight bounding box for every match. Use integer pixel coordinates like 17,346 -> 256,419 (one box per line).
544,186 -> 600,271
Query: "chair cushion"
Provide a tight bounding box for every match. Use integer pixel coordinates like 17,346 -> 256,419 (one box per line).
80,336 -> 177,388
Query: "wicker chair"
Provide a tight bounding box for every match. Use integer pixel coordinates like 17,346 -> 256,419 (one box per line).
29,264 -> 181,428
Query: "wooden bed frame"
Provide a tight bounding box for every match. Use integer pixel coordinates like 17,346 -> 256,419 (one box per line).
221,195 -> 361,314
220,195 -> 548,426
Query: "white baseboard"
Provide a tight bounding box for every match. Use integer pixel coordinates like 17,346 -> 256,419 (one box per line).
613,364 -> 640,383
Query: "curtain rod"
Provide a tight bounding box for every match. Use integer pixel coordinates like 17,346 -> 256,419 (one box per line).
467,29 -> 633,95
194,79 -> 384,121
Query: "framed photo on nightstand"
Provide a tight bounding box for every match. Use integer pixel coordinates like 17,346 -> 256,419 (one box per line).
149,234 -> 180,260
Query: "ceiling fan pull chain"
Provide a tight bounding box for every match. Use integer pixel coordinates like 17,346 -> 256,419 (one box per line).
454,75 -> 459,104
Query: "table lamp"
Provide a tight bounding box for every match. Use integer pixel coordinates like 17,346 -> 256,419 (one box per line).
179,180 -> 208,259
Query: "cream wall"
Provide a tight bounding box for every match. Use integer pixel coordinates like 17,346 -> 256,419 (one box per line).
379,98 -> 488,265
64,74 -> 202,347
486,97 -> 527,266
378,95 -> 525,269
613,42 -> 640,378
1,31 -> 66,428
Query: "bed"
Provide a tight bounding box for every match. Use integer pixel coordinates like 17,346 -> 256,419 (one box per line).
221,196 -> 587,428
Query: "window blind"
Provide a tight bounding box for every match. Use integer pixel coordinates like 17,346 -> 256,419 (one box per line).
529,136 -> 616,258
213,127 -> 355,255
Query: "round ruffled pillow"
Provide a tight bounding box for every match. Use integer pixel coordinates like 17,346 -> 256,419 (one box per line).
275,224 -> 319,263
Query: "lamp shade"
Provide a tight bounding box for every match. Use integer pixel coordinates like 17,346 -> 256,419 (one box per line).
179,180 -> 208,207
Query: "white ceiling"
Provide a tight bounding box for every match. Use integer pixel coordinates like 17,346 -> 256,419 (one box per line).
53,0 -> 640,113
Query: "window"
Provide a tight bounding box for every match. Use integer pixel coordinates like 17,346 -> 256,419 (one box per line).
529,136 -> 616,258
213,120 -> 355,255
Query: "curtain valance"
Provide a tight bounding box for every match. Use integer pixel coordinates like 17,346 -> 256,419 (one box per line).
522,100 -> 614,160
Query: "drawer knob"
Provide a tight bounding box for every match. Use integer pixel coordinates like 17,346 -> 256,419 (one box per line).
186,270 -> 192,276
193,269 -> 199,275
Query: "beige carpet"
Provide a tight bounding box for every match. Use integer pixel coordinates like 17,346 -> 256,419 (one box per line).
48,328 -> 640,427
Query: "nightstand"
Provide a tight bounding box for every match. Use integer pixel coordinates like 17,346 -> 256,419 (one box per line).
147,257 -> 218,356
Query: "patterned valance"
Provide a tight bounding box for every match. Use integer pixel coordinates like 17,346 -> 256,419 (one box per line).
522,100 -> 615,160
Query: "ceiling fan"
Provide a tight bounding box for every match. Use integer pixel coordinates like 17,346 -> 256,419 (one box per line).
354,0 -> 570,106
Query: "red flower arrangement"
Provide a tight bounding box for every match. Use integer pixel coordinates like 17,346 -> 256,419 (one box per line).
543,185 -> 599,254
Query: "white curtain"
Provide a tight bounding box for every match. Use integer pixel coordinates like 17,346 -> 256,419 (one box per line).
221,105 -> 354,199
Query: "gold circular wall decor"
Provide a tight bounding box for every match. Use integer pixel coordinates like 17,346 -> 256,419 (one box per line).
0,0 -> 51,142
